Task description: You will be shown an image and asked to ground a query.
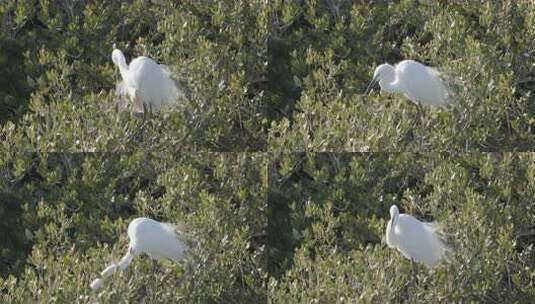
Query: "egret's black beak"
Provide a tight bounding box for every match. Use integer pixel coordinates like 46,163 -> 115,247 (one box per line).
365,75 -> 379,95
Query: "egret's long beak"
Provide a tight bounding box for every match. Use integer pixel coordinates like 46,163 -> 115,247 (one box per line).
365,75 -> 379,95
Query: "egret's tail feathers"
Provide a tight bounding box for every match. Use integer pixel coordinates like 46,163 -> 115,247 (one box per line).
160,222 -> 195,262
424,221 -> 444,233
428,67 -> 456,109
421,221 -> 454,267
159,64 -> 172,76
165,222 -> 197,244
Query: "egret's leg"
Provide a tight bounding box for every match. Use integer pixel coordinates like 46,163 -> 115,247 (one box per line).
414,102 -> 426,149
142,102 -> 148,121
174,261 -> 190,287
411,259 -> 418,284
416,102 -> 424,125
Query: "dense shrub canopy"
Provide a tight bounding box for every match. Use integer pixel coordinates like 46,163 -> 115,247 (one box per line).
0,1 -> 268,152
0,153 -> 266,302
1,1 -> 535,303
268,153 -> 535,303
267,1 -> 535,151
2,2 -> 535,151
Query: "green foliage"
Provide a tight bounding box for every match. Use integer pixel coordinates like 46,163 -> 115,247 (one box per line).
267,1 -> 535,151
0,153 -> 267,303
2,1 -> 535,303
0,37 -> 30,123
0,1 -> 268,151
268,153 -> 535,302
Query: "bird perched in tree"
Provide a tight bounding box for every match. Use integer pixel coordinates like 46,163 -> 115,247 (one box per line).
111,46 -> 179,113
90,217 -> 192,290
366,60 -> 451,111
385,205 -> 449,269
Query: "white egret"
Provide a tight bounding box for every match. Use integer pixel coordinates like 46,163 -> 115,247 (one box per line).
386,205 -> 449,268
90,217 -> 191,290
112,47 -> 179,113
366,60 -> 451,109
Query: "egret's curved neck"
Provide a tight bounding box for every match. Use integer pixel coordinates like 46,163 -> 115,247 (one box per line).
117,246 -> 135,270
378,65 -> 399,93
391,212 -> 398,232
379,79 -> 400,93
114,51 -> 130,81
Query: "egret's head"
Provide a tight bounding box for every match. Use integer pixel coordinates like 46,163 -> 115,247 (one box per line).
374,64 -> 396,85
111,49 -> 126,67
366,64 -> 395,94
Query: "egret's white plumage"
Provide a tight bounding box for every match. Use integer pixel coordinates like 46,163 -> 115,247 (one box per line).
112,48 -> 179,113
127,217 -> 188,262
90,217 -> 190,290
386,205 -> 448,268
367,60 -> 451,108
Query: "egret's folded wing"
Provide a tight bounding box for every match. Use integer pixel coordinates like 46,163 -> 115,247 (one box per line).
155,65 -> 180,103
